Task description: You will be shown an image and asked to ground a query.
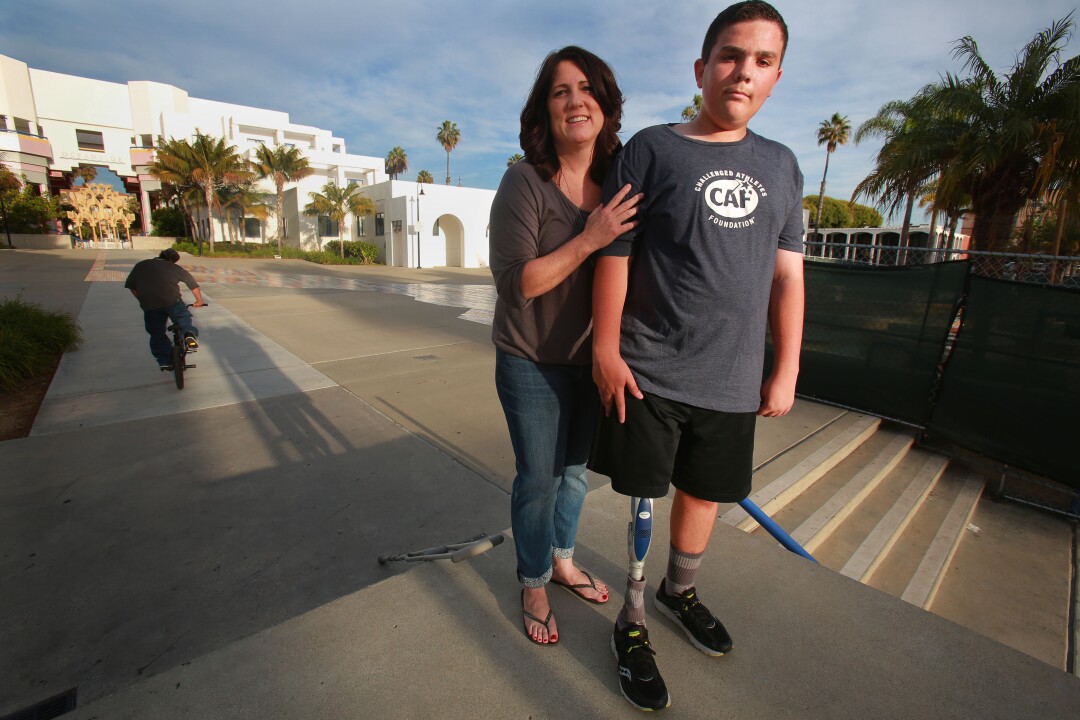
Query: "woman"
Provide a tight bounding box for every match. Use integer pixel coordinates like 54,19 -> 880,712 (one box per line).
489,46 -> 642,645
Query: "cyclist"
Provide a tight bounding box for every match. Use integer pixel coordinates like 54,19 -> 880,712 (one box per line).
125,248 -> 204,371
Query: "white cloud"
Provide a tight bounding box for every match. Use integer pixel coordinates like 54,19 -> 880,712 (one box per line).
2,0 -> 1076,210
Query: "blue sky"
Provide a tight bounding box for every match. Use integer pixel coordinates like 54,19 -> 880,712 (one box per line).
3,0 -> 1077,222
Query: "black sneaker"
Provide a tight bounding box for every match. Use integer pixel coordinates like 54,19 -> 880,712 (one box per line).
653,578 -> 733,656
611,623 -> 670,711
184,333 -> 198,350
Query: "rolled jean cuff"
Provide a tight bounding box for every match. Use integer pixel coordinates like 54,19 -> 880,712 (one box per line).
520,565 -> 553,588
552,546 -> 574,560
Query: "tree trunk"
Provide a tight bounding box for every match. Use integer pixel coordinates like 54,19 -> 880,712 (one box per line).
1018,214 -> 1035,254
814,150 -> 831,257
898,191 -> 914,265
1049,196 -> 1067,285
445,151 -> 451,185
971,189 -> 1020,253
276,181 -> 286,255
0,195 -> 12,248
204,185 -> 216,254
927,208 -> 939,253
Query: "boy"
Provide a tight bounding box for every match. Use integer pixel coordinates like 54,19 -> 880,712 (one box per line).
590,1 -> 805,710
125,248 -> 204,370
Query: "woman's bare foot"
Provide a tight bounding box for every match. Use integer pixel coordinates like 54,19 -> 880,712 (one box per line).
522,586 -> 558,644
551,557 -> 609,603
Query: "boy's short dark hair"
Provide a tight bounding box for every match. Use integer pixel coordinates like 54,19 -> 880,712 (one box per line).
701,1 -> 789,64
158,248 -> 180,262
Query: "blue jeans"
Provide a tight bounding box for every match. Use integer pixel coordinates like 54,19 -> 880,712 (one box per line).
495,349 -> 600,587
143,299 -> 197,365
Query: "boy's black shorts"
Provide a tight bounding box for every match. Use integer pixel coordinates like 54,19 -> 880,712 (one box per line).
589,391 -> 755,503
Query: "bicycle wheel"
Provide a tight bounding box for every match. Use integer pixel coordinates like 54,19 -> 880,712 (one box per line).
172,342 -> 185,389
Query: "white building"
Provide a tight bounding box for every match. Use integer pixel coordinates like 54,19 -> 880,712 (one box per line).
0,54 -> 495,267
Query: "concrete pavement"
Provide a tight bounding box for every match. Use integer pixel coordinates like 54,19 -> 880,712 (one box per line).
1,248 -> 1077,718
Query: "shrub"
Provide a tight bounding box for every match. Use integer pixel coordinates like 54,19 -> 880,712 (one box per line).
169,240 -> 383,266
324,240 -> 379,263
0,298 -> 82,391
151,207 -> 188,237
2,188 -> 58,233
172,240 -> 200,255
803,195 -> 883,229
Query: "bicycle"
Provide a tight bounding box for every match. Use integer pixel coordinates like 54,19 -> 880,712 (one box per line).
167,302 -> 207,390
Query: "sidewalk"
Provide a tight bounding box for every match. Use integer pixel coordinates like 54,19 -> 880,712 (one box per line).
1,249 -> 1077,719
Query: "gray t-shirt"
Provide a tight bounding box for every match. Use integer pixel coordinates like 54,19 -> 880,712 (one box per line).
124,257 -> 200,311
600,125 -> 804,412
489,161 -> 593,365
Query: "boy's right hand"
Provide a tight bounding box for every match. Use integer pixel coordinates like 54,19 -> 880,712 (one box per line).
592,351 -> 643,423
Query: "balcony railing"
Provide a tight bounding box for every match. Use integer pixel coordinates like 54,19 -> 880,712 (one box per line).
804,241 -> 1080,290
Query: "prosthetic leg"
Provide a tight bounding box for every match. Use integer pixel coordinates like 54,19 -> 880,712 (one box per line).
628,497 -> 653,580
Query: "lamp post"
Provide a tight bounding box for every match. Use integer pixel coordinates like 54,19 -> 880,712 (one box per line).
415,182 -> 425,269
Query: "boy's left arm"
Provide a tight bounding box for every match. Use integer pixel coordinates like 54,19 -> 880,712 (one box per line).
759,248 -> 804,417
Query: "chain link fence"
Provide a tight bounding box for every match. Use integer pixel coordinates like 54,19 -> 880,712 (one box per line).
803,242 -> 1080,519
804,242 -> 1080,290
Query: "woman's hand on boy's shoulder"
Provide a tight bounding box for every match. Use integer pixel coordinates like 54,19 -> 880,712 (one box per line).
580,184 -> 642,253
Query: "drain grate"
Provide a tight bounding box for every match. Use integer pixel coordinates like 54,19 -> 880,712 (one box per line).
0,688 -> 77,720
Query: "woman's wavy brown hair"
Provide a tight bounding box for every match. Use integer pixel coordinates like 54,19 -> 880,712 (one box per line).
519,46 -> 624,185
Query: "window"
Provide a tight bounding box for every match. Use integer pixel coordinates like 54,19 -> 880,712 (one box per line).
347,178 -> 363,186
76,129 -> 105,152
357,216 -> 366,236
392,220 -> 402,233
140,134 -> 153,148
375,212 -> 385,236
14,118 -> 31,134
0,116 -> 7,131
244,218 -> 261,238
318,215 -> 339,237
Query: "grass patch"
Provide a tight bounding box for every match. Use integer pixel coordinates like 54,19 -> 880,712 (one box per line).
0,298 -> 82,391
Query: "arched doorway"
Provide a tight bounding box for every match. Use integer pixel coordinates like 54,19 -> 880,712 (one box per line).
429,213 -> 465,267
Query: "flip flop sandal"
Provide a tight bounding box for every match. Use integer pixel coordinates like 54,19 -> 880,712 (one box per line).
521,589 -> 558,645
550,569 -> 609,605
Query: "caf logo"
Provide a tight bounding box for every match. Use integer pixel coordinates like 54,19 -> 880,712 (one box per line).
704,179 -> 759,219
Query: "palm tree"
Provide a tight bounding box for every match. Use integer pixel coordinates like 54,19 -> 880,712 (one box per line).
185,131 -> 250,254
922,14 -> 1080,251
853,94 -> 954,257
303,181 -> 377,258
386,146 -> 408,180
253,142 -> 314,254
436,120 -> 461,185
506,153 -> 524,167
813,113 -> 851,241
149,137 -> 200,248
417,170 -> 434,184
69,165 -> 97,186
220,180 -> 271,245
681,94 -> 702,122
